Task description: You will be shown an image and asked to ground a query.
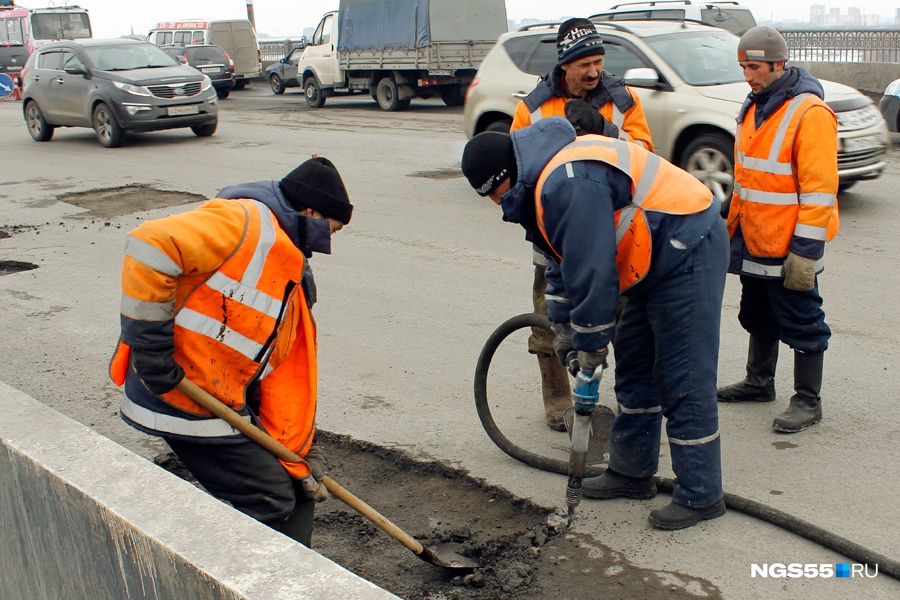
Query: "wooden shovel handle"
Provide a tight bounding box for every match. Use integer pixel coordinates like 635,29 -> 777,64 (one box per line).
174,378 -> 425,555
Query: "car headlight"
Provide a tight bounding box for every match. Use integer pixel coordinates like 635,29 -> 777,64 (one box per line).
113,81 -> 152,97
836,104 -> 883,132
885,79 -> 900,97
200,75 -> 212,92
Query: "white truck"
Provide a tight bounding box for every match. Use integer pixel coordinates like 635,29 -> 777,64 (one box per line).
299,0 -> 508,111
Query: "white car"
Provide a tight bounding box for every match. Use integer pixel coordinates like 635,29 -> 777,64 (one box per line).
464,20 -> 890,204
591,0 -> 758,36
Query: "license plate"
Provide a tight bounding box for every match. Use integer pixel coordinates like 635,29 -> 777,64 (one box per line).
428,69 -> 452,76
200,67 -> 220,74
843,134 -> 883,152
167,105 -> 199,116
7,66 -> 22,72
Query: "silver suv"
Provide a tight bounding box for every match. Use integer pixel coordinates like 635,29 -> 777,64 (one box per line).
592,1 -> 758,36
21,38 -> 218,148
464,20 -> 890,203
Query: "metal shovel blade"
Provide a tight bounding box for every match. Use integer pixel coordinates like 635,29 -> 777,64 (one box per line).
418,543 -> 479,570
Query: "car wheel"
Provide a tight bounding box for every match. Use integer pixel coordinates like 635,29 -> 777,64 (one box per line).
92,102 -> 124,148
24,100 -> 54,142
680,133 -> 734,208
216,88 -> 230,99
270,74 -> 285,95
484,118 -> 512,134
191,120 -> 218,137
233,80 -> 247,90
376,76 -> 409,111
838,180 -> 857,192
440,84 -> 465,107
305,76 -> 325,108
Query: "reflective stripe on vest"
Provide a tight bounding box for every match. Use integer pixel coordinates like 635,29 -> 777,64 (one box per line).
534,135 -> 712,291
532,99 -> 625,129
731,93 -> 839,259
120,390 -> 252,438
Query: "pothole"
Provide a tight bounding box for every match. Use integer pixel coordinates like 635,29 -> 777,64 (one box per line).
57,185 -> 208,219
0,261 -> 38,276
156,431 -> 721,599
409,167 -> 464,180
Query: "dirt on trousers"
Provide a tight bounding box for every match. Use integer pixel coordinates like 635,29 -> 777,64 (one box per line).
158,432 -> 721,600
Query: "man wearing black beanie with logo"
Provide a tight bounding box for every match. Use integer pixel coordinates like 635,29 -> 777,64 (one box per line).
507,18 -> 655,433
110,155 -> 353,547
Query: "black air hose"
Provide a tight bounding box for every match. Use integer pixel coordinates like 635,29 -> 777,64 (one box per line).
474,312 -> 900,581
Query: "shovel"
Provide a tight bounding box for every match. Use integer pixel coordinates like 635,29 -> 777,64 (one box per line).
175,378 -> 477,571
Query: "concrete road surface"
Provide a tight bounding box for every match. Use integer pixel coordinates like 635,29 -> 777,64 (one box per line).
1,87 -> 898,598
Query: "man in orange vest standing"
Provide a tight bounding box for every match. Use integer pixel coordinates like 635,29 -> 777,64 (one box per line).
510,17 -> 654,432
718,26 -> 838,434
110,156 -> 353,546
461,117 -> 728,530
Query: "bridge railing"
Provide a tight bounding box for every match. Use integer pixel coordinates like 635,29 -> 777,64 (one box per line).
780,28 -> 900,63
259,39 -> 306,62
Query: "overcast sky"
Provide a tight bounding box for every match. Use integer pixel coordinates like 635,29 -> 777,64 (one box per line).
73,1 -> 899,40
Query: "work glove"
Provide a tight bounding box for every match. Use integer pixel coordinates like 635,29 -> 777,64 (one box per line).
782,252 -> 816,292
577,349 -> 608,378
297,444 -> 328,502
565,99 -> 619,138
131,345 -> 185,395
551,322 -> 579,376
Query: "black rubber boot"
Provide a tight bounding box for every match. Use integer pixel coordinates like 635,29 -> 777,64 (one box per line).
538,355 -> 571,432
717,336 -> 779,403
271,489 -> 316,547
648,499 -> 726,530
582,468 -> 657,500
773,351 -> 823,433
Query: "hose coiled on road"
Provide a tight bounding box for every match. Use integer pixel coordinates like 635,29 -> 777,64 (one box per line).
474,312 -> 900,581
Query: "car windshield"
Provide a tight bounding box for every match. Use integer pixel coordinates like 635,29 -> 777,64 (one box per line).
84,44 -> 178,71
644,30 -> 744,86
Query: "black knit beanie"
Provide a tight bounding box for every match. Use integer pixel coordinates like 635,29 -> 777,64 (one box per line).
557,18 -> 605,65
461,132 -> 518,197
279,157 -> 353,224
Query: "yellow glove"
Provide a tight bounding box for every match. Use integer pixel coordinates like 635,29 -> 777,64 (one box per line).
782,252 -> 816,292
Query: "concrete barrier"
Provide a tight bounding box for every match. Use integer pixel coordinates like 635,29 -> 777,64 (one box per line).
0,381 -> 398,600
793,61 -> 897,102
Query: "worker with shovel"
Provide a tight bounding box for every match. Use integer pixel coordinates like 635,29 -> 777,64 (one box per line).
109,157 -> 353,547
461,118 -> 728,530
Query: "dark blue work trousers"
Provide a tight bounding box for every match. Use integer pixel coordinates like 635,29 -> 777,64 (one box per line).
736,275 -> 830,353
609,219 -> 728,509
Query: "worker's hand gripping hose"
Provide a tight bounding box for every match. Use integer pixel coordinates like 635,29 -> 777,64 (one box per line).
566,364 -> 604,527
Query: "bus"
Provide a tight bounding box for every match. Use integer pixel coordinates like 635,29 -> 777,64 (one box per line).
0,2 -> 92,53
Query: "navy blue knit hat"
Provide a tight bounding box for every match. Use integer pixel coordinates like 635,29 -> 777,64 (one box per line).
557,18 -> 605,65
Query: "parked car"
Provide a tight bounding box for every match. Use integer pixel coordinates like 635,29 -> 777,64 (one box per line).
464,20 -> 890,205
265,45 -> 304,95
591,0 -> 758,36
879,79 -> 900,132
160,43 -> 235,99
21,38 -> 218,148
0,42 -> 29,80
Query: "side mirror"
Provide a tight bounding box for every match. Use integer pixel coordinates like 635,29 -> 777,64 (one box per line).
623,67 -> 660,88
64,64 -> 87,75
177,56 -> 188,65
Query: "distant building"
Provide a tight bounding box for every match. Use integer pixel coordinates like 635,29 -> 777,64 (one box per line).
810,4 -> 826,27
847,7 -> 861,26
827,7 -> 841,27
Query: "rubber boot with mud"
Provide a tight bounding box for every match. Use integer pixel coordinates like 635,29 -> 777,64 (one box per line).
538,355 -> 571,432
773,350 -> 823,433
648,499 -> 726,530
717,336 -> 778,403
582,468 -> 657,500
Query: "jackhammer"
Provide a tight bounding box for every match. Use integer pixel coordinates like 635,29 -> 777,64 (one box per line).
565,361 -> 603,527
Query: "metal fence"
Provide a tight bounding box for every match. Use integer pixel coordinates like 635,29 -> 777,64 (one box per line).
780,29 -> 900,63
259,40 -> 306,62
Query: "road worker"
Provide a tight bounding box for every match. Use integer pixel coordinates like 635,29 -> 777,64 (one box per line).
461,117 -> 728,530
510,17 -> 653,432
110,157 -> 353,546
718,26 -> 839,433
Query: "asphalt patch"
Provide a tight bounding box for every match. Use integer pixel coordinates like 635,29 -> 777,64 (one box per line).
57,185 -> 208,219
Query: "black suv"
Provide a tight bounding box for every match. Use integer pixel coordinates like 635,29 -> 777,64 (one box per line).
161,44 -> 235,99
0,42 -> 29,79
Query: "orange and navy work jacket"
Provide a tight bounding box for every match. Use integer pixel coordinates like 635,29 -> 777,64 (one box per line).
110,196 -> 318,478
726,90 -> 839,278
511,71 -> 654,152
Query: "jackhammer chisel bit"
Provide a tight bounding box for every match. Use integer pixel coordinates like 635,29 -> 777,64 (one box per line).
565,364 -> 603,528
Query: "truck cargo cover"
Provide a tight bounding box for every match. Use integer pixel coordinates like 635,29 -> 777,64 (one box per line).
338,0 -> 431,51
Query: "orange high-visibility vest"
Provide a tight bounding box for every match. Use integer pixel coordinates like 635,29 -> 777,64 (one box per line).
535,135 -> 712,292
512,93 -> 654,152
727,93 -> 839,273
111,198 -> 318,477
